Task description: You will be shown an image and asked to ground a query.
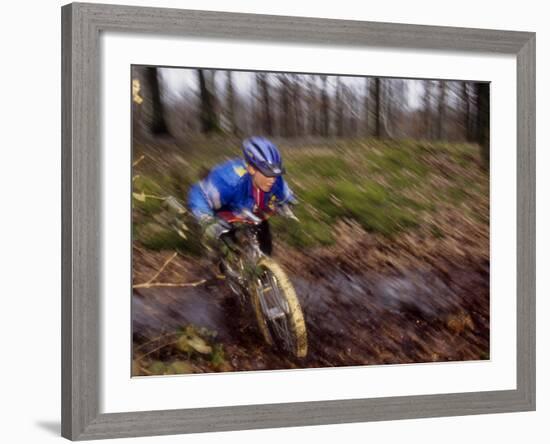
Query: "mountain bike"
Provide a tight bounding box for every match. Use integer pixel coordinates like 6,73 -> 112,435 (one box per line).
217,208 -> 308,358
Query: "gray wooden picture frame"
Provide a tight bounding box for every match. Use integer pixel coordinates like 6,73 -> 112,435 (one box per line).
61,2 -> 536,440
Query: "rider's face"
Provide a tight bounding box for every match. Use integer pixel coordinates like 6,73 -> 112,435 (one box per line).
248,165 -> 277,192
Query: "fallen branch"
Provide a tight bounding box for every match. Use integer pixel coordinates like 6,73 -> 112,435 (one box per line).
132,191 -> 166,202
132,154 -> 145,167
133,332 -> 180,354
135,339 -> 179,361
145,252 -> 178,284
143,194 -> 166,200
134,363 -> 153,376
132,251 -> 177,288
133,279 -> 207,289
132,251 -> 207,289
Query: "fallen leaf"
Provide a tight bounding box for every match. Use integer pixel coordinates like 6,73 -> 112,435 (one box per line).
167,360 -> 193,374
187,336 -> 212,355
133,191 -> 146,202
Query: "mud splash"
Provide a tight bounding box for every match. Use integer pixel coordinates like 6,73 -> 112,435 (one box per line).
132,258 -> 489,373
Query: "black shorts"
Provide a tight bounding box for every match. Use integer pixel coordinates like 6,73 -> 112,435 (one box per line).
256,219 -> 273,255
219,219 -> 272,256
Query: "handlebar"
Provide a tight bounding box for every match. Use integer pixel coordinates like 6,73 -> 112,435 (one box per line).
276,203 -> 299,222
217,204 -> 299,227
239,209 -> 263,225
239,205 -> 299,224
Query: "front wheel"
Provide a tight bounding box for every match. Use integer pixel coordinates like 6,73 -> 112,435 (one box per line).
251,257 -> 308,358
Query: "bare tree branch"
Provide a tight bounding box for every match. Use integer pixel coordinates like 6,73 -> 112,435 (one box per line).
133,280 -> 207,289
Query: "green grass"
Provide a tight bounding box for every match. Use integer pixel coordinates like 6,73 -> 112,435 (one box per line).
135,223 -> 184,251
289,155 -> 351,180
364,145 -> 429,177
273,179 -> 422,247
132,138 -> 488,251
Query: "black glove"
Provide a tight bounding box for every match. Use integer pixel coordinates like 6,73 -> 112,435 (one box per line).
200,216 -> 231,241
276,203 -> 299,221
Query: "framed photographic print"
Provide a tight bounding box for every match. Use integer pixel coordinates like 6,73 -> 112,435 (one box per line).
61,2 -> 535,440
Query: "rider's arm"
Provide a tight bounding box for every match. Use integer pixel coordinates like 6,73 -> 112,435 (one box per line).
187,178 -> 221,221
187,182 -> 214,221
188,179 -> 233,242
187,174 -> 237,222
272,177 -> 297,206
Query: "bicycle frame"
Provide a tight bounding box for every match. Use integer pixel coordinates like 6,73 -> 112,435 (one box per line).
217,220 -> 264,302
216,208 -> 307,357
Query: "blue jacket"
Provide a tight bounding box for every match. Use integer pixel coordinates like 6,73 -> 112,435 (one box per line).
187,158 -> 295,221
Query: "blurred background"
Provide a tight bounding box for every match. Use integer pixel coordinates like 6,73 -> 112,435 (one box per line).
133,68 -> 489,146
131,66 -> 490,376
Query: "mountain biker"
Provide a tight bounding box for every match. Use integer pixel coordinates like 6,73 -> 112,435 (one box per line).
187,136 -> 296,258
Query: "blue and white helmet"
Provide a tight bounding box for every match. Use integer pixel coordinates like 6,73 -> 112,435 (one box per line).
242,137 -> 285,177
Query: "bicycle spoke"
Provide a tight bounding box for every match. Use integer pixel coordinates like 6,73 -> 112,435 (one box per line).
257,270 -> 296,353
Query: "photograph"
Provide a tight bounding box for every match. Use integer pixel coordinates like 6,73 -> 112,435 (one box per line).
130,66 -> 490,376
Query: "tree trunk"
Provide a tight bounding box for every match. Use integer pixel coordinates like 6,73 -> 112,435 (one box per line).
292,76 -> 303,137
307,76 -> 318,136
371,78 -> 381,138
197,69 -> 220,134
145,67 -> 169,136
347,86 -> 358,137
225,71 -> 239,135
436,80 -> 447,140
422,80 -> 432,140
320,75 -> 330,137
462,82 -> 471,141
257,73 -> 273,136
363,78 -> 369,136
335,79 -> 344,137
278,75 -> 293,137
476,83 -> 490,168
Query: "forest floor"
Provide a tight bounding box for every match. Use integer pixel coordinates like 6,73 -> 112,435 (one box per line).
131,137 -> 489,376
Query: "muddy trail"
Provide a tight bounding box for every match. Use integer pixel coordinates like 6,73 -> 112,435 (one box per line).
132,250 -> 489,374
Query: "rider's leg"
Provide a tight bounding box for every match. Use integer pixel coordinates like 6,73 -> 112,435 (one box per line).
216,231 -> 235,268
201,227 -> 233,276
257,220 -> 273,255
